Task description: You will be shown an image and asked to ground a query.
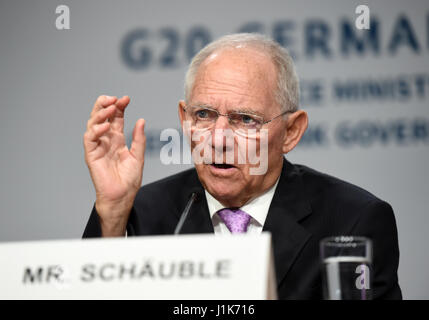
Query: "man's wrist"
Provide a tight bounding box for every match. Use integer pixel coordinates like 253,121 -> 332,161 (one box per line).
95,201 -> 133,237
99,217 -> 128,237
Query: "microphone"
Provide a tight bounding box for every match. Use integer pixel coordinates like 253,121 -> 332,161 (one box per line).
174,190 -> 201,235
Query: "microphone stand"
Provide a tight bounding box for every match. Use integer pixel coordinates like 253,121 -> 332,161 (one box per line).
174,192 -> 199,235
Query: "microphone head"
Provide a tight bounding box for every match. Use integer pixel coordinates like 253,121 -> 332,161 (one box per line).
188,188 -> 203,203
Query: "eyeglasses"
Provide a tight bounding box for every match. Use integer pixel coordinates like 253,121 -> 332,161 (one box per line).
182,105 -> 291,136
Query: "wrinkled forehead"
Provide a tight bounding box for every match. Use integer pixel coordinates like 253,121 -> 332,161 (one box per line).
190,47 -> 279,113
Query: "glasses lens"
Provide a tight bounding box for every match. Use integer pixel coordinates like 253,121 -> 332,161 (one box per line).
187,107 -> 217,129
229,112 -> 263,131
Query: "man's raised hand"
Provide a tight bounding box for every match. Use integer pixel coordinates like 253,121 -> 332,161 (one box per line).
83,95 -> 146,237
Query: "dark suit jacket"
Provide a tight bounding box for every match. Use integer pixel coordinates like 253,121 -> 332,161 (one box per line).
83,158 -> 402,299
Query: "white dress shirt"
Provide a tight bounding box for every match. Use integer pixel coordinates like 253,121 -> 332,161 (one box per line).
205,177 -> 280,235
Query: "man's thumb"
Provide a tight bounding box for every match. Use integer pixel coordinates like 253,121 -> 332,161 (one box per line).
130,118 -> 146,162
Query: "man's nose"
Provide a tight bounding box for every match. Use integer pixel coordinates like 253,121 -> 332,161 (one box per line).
211,116 -> 234,151
213,114 -> 231,130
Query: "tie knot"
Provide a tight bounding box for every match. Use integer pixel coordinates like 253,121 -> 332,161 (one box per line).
217,208 -> 251,234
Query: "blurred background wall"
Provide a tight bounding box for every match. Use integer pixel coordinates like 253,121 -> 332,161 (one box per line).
0,0 -> 428,298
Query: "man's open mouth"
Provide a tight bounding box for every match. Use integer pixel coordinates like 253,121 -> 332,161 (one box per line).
210,163 -> 236,169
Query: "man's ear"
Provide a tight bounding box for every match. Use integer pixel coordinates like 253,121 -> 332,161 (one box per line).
282,110 -> 308,154
178,100 -> 186,127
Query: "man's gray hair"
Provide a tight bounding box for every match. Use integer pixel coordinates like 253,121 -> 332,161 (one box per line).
184,33 -> 299,113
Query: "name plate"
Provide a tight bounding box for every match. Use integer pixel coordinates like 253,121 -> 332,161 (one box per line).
0,233 -> 276,299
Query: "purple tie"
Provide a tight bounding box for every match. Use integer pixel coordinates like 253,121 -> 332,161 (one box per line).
217,208 -> 251,234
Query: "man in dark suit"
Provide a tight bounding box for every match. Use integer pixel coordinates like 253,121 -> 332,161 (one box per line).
82,33 -> 401,299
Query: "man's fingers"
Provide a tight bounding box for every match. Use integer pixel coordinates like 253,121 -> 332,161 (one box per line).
115,96 -> 130,111
130,119 -> 146,163
108,96 -> 130,132
84,122 -> 111,152
91,95 -> 117,116
87,104 -> 116,130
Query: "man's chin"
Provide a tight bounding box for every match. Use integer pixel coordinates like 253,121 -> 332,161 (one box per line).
207,186 -> 241,203
196,164 -> 245,201
200,178 -> 240,200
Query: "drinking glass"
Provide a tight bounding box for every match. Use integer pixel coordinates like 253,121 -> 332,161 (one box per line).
320,236 -> 372,300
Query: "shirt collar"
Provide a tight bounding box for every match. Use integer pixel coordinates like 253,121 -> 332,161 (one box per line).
205,176 -> 280,227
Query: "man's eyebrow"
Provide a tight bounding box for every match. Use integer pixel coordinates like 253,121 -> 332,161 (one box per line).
188,102 -> 264,117
234,108 -> 264,117
189,101 -> 213,108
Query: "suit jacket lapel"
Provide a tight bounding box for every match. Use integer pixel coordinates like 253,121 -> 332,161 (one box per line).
263,158 -> 313,287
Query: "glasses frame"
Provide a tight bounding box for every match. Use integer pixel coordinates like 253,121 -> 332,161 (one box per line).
182,105 -> 292,132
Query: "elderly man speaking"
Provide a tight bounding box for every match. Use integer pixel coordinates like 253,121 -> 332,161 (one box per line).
82,33 -> 401,299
